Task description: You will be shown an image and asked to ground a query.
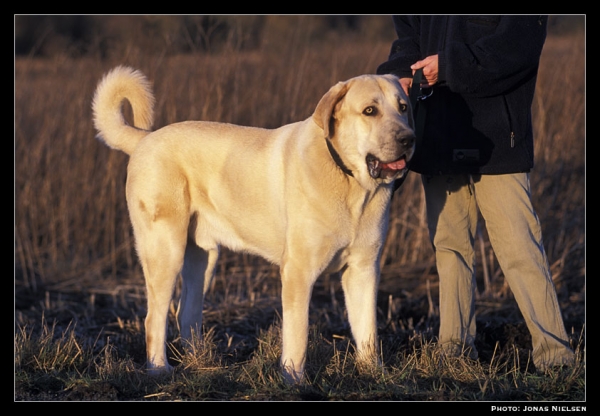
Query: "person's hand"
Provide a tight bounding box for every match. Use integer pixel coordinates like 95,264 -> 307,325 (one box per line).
411,55 -> 439,88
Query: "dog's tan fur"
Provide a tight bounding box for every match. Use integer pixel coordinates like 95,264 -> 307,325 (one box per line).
92,66 -> 415,383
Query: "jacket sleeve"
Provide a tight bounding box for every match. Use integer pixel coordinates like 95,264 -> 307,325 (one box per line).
376,16 -> 422,78
441,15 -> 548,98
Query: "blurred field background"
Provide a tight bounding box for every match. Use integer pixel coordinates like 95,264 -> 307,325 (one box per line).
14,15 -> 585,401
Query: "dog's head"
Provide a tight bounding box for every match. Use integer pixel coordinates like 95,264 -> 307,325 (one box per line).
313,74 -> 415,186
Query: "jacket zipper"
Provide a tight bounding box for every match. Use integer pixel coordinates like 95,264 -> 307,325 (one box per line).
502,95 -> 515,148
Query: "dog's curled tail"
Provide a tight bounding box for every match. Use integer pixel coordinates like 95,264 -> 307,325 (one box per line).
92,66 -> 155,155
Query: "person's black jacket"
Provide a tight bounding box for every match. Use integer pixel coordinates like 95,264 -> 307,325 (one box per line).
377,15 -> 548,175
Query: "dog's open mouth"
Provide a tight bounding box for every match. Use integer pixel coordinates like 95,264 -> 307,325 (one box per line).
366,154 -> 408,180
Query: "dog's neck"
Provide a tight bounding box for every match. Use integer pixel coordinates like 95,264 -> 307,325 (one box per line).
325,138 -> 353,177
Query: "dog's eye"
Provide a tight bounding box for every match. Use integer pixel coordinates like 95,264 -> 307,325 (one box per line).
363,106 -> 377,116
399,103 -> 408,112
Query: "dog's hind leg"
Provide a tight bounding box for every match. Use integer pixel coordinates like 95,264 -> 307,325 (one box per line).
203,248 -> 219,296
177,244 -> 219,347
136,223 -> 187,375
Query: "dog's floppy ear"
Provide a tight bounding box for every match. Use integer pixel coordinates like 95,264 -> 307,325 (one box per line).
312,80 -> 351,138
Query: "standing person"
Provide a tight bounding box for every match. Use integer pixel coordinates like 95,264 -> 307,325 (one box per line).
377,15 -> 575,372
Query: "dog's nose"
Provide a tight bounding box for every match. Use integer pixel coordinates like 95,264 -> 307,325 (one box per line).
398,133 -> 416,149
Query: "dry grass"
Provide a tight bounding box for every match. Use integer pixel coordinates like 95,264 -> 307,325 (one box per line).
14,18 -> 585,401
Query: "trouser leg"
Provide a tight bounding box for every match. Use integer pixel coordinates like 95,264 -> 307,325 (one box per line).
422,174 -> 478,357
473,173 -> 574,370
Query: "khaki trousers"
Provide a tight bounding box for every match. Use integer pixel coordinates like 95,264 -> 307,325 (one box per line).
422,172 -> 575,370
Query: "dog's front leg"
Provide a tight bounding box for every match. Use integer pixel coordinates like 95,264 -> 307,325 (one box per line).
280,262 -> 319,384
341,261 -> 380,372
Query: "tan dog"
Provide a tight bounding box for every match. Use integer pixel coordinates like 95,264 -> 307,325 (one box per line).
92,66 -> 415,383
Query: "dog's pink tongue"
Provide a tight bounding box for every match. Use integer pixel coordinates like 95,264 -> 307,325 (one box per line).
381,159 -> 406,171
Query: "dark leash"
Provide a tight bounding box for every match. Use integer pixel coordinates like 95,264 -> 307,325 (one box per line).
393,68 -> 429,193
409,67 -> 429,144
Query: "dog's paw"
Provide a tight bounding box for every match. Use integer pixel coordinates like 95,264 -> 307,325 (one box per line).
282,366 -> 306,385
147,363 -> 174,376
